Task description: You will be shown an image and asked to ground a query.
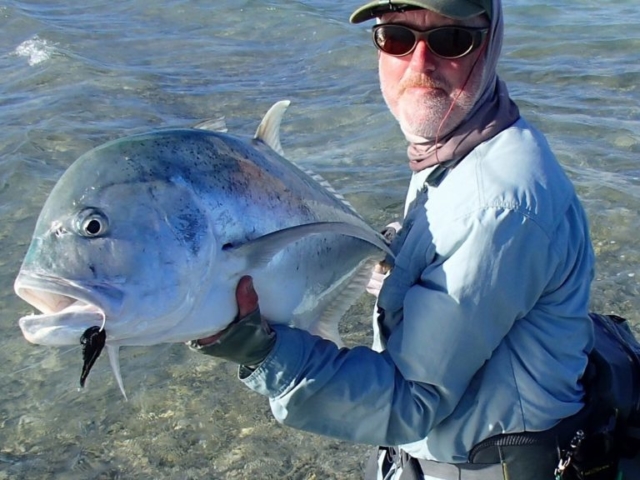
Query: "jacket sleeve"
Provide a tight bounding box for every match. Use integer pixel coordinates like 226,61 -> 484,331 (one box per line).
241,206 -> 559,446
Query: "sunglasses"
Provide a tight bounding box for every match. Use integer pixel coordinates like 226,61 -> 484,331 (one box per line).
372,24 -> 489,59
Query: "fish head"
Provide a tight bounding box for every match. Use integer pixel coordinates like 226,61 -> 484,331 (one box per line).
15,132 -> 228,347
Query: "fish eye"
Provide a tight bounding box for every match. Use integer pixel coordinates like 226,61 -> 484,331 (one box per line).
75,208 -> 109,238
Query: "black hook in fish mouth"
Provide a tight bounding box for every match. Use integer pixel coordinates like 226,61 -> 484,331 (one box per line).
79,326 -> 106,387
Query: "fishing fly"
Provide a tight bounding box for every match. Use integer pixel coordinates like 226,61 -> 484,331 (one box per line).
79,326 -> 106,387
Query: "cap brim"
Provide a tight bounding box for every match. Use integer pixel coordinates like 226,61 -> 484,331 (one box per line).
350,1 -> 485,24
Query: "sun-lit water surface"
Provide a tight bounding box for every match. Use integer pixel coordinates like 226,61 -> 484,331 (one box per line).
1,0 -> 640,478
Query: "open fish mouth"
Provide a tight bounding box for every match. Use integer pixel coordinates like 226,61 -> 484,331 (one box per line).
15,273 -> 115,346
15,273 -> 131,398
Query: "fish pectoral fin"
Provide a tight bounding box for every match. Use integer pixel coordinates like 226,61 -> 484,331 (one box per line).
228,221 -> 392,270
254,100 -> 290,156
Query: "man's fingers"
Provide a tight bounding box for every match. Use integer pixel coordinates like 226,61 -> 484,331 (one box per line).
193,276 -> 259,347
236,275 -> 259,317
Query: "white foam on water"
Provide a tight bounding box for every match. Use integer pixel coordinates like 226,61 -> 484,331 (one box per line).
14,35 -> 55,66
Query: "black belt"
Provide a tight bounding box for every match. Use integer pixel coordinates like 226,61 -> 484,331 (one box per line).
368,443 -> 556,480
387,447 -> 507,479
366,406 -> 594,480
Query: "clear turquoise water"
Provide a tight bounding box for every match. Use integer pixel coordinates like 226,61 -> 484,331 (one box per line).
1,1 -> 640,478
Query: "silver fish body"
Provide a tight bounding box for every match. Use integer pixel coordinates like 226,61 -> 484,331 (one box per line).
14,101 -> 390,393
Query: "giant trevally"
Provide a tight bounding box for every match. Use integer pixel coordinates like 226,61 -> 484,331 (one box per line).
14,101 -> 392,397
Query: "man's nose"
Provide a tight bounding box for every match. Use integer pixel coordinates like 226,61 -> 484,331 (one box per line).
408,40 -> 437,73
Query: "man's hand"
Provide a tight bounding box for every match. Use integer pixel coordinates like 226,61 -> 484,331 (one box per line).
366,261 -> 392,297
366,221 -> 401,297
188,276 -> 276,367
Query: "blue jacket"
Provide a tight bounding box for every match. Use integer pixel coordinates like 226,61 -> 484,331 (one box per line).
242,117 -> 595,462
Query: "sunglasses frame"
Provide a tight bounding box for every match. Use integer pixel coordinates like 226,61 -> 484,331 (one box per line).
372,24 -> 489,59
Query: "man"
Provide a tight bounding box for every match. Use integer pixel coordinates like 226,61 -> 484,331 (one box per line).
192,1 -> 597,478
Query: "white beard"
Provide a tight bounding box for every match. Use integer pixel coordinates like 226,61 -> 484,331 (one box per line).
381,64 -> 485,141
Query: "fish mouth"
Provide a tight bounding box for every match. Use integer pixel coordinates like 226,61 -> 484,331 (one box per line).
15,273 -> 119,346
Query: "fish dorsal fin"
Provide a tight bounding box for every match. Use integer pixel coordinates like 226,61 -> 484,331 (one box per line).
227,221 -> 393,270
254,100 -> 290,156
192,117 -> 228,132
299,166 -> 360,216
254,101 -> 357,216
308,257 -> 379,347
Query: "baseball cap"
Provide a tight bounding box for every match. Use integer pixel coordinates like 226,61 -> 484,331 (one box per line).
350,0 -> 492,24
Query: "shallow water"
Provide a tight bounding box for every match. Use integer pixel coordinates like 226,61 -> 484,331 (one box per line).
1,1 -> 640,478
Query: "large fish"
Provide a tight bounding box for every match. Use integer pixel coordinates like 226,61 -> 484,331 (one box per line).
14,101 -> 391,396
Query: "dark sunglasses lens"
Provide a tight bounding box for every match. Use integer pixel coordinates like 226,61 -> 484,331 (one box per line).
374,25 -> 416,56
429,28 -> 474,58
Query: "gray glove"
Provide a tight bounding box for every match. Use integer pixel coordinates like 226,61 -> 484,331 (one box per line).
188,276 -> 276,368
